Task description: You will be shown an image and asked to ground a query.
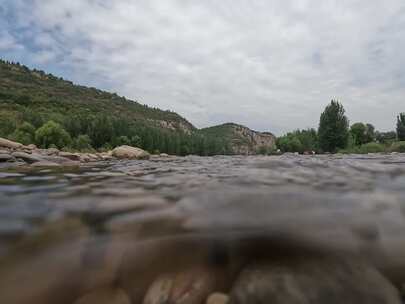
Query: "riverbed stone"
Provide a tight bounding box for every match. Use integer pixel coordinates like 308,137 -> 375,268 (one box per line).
229,258 -> 401,304
112,145 -> 150,160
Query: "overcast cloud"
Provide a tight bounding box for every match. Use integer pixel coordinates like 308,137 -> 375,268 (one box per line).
1,0 -> 405,134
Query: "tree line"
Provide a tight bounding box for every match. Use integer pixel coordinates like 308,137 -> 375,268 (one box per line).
277,100 -> 405,154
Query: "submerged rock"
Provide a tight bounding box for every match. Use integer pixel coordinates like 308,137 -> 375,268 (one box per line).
229,258 -> 401,304
143,266 -> 226,304
112,145 -> 150,160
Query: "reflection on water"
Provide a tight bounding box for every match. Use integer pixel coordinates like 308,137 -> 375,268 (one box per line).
0,154 -> 405,303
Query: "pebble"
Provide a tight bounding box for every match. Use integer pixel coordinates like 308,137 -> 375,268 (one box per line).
73,288 -> 131,304
207,293 -> 229,304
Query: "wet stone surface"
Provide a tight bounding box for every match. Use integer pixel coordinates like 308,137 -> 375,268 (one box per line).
0,154 -> 405,303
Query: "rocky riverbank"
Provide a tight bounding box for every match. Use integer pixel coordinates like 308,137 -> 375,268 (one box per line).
0,137 -> 156,168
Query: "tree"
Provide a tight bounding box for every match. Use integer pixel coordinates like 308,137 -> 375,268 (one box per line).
35,121 -> 72,149
318,100 -> 349,152
10,122 -> 36,145
365,123 -> 375,143
73,134 -> 93,151
375,131 -> 396,144
397,113 -> 405,141
350,122 -> 367,145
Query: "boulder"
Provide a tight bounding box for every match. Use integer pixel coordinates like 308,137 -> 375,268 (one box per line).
44,148 -> 60,155
27,144 -> 37,150
11,152 -> 43,164
0,154 -> 14,162
229,259 -> 401,304
160,153 -> 170,158
0,137 -> 22,149
112,145 -> 150,160
59,152 -> 81,161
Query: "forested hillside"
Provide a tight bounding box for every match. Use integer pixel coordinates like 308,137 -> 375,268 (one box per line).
0,59 -> 275,155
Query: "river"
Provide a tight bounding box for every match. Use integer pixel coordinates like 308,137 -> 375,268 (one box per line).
1,154 -> 405,303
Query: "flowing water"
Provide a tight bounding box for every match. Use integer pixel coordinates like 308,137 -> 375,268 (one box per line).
1,154 -> 405,303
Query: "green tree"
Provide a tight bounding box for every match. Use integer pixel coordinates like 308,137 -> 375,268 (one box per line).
318,100 -> 349,152
350,122 -> 367,145
375,131 -> 396,144
10,122 -> 36,145
397,113 -> 405,141
35,121 -> 72,149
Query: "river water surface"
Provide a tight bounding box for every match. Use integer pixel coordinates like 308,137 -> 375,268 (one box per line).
1,154 -> 405,303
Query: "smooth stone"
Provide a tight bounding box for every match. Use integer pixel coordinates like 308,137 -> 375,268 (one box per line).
0,153 -> 13,162
59,151 -> 81,161
160,153 -> 169,157
74,288 -> 131,304
0,137 -> 22,149
11,151 -> 43,163
207,293 -> 229,304
229,259 -> 401,304
112,145 -> 150,160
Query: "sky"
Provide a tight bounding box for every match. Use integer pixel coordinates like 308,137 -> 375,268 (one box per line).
1,0 -> 405,135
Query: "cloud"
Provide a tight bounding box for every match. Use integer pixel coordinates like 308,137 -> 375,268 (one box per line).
2,0 -> 405,134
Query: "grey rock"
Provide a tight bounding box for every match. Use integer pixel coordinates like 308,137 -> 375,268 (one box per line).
11,151 -> 43,163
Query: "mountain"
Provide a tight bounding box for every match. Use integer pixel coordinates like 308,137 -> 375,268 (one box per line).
0,59 -> 276,155
200,123 -> 276,155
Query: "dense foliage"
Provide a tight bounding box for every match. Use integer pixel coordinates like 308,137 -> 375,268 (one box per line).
397,113 -> 405,141
0,59 -> 233,155
350,123 -> 375,146
318,100 -> 349,152
276,129 -> 318,153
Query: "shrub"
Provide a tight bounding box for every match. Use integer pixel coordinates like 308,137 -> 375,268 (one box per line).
358,142 -> 385,153
35,120 -> 72,149
390,141 -> 405,153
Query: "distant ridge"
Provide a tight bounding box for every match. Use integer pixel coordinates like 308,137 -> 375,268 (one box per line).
0,59 -> 276,155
